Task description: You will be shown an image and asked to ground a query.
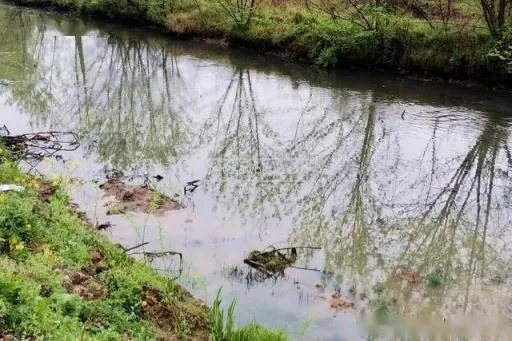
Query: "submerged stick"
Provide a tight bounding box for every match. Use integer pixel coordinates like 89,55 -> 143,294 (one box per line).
124,241 -> 150,252
130,250 -> 183,261
289,265 -> 323,272
262,246 -> 321,253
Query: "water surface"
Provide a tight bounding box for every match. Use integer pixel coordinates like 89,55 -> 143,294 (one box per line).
1,4 -> 512,340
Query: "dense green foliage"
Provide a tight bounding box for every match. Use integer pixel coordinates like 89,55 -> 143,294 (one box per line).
8,0 -> 512,84
0,149 -> 287,340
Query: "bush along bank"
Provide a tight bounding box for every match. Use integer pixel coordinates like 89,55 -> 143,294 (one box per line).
7,0 -> 512,87
0,148 -> 288,340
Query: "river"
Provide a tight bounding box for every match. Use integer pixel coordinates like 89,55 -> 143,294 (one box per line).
1,4 -> 512,340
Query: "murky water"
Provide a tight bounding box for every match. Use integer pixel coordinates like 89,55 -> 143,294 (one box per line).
2,4 -> 512,340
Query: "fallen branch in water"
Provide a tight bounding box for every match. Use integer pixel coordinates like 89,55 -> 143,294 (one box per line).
122,241 -> 150,252
289,265 -> 323,272
262,246 -> 321,253
130,250 -> 183,261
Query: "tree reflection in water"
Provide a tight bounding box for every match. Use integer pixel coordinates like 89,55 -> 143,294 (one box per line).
2,6 -> 512,338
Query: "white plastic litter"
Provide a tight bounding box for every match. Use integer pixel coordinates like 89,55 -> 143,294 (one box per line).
0,185 -> 25,193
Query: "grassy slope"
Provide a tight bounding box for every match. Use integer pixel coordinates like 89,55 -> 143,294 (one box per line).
8,0 -> 512,86
0,148 -> 287,340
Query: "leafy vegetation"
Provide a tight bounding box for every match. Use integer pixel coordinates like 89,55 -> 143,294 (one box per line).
8,0 -> 512,84
0,147 -> 287,340
211,289 -> 288,341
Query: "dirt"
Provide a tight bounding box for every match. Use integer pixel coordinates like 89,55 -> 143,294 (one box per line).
61,269 -> 107,300
100,179 -> 182,215
61,248 -> 109,300
0,330 -> 19,341
33,178 -> 57,202
140,286 -> 209,340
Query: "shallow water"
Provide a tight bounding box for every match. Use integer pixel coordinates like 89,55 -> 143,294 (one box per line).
1,4 -> 512,340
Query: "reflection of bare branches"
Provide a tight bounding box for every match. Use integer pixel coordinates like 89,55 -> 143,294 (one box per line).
290,99 -> 386,285
393,115 -> 511,316
5,14 -> 191,170
198,67 -> 283,218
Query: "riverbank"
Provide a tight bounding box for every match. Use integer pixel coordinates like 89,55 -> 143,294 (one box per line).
6,0 -> 512,88
0,147 -> 287,340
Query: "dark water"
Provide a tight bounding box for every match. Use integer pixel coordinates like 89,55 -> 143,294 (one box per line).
2,4 -> 512,340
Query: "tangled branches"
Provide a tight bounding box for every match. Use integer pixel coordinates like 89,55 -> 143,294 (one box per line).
0,125 -> 79,173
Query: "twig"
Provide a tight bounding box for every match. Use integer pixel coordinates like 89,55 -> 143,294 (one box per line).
262,246 -> 321,253
289,265 -> 323,272
124,241 -> 150,252
130,250 -> 183,260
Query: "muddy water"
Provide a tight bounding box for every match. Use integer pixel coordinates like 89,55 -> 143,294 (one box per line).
2,4 -> 512,340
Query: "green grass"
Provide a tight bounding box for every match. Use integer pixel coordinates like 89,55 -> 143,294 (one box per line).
0,147 -> 287,340
210,289 -> 288,341
8,0 -> 512,85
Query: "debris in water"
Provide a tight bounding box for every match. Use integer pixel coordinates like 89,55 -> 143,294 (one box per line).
105,202 -> 126,215
96,222 -> 113,230
100,179 -> 182,215
131,250 -> 182,262
102,166 -> 124,180
122,241 -> 150,253
153,174 -> 164,182
243,245 -> 320,278
329,292 -> 355,311
184,179 -> 200,194
0,129 -> 79,173
244,248 -> 297,276
130,250 -> 183,280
